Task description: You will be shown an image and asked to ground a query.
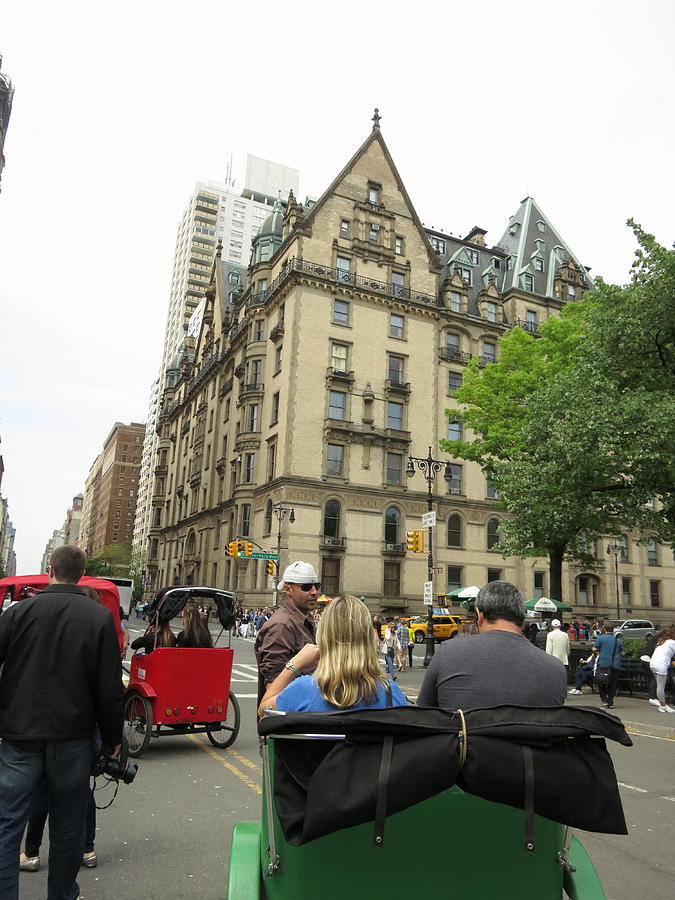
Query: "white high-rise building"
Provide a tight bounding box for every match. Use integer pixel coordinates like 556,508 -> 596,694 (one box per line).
132,156 -> 299,581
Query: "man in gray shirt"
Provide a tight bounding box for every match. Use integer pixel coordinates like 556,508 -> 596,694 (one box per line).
418,581 -> 566,711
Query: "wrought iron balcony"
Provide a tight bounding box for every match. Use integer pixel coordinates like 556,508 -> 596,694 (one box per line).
439,347 -> 472,363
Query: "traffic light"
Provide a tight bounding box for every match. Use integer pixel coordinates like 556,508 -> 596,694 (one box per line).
243,541 -> 253,557
236,540 -> 245,556
226,541 -> 239,558
406,530 -> 424,552
266,559 -> 276,576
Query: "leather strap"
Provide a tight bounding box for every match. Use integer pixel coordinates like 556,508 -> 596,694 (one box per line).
522,745 -> 535,852
373,735 -> 394,848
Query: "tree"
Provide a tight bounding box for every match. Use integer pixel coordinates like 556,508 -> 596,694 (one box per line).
85,543 -> 133,577
441,222 -> 675,601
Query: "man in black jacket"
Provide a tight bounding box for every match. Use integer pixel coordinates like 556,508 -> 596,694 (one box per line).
0,545 -> 124,900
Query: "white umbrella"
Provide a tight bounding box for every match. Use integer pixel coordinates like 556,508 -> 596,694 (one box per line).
457,585 -> 481,599
533,597 -> 558,613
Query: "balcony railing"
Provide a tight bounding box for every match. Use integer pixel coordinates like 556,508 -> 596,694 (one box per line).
439,347 -> 472,363
510,317 -> 539,334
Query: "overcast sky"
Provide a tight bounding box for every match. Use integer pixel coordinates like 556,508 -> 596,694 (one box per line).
1,0 -> 673,572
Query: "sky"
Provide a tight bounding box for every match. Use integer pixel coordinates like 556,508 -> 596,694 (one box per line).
1,0 -> 673,572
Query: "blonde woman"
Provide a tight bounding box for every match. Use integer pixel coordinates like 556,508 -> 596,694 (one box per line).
258,595 -> 407,715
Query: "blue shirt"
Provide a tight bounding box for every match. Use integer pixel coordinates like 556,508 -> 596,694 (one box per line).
593,633 -> 623,668
276,675 -> 407,712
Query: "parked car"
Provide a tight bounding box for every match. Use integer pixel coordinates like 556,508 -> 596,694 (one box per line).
611,619 -> 656,641
409,614 -> 463,643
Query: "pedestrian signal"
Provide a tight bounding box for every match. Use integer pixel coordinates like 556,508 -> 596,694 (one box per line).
266,559 -> 276,576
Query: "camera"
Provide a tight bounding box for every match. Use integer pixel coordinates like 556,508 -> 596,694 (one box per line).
92,737 -> 138,785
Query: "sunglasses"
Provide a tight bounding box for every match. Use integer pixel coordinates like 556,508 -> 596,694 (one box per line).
296,582 -> 321,592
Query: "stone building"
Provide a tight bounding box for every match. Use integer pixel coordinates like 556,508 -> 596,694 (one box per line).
146,116 -> 674,622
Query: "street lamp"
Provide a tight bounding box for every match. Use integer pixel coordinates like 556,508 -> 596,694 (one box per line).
406,446 -> 453,667
606,541 -> 622,621
272,503 -> 295,607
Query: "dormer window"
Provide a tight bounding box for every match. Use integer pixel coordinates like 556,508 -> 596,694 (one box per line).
368,184 -> 380,205
467,249 -> 479,265
340,219 -> 350,238
534,258 -> 544,272
524,274 -> 534,291
537,220 -> 547,233
228,271 -> 241,285
492,257 -> 501,270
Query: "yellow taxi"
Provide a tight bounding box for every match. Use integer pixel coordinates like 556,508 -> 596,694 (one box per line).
409,613 -> 463,643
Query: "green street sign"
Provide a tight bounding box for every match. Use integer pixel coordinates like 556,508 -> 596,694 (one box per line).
248,552 -> 280,560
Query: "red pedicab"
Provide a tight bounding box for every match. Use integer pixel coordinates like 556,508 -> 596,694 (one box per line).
123,585 -> 240,757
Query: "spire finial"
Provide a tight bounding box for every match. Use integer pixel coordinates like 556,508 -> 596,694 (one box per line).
372,107 -> 381,131
216,238 -> 222,258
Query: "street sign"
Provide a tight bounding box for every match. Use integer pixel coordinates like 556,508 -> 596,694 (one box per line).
248,552 -> 280,560
432,567 -> 444,574
423,581 -> 433,605
422,511 -> 437,528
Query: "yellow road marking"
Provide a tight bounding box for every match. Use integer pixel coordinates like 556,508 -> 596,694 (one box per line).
187,735 -> 262,795
625,725 -> 675,742
226,748 -> 261,772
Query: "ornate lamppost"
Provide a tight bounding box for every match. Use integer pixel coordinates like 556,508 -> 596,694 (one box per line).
606,541 -> 622,621
272,503 -> 295,607
406,447 -> 453,667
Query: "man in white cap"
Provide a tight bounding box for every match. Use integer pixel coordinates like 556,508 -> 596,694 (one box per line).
254,561 -> 320,705
546,618 -> 570,682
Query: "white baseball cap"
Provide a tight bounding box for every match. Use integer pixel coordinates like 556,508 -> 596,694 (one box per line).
551,619 -> 561,628
278,561 -> 319,590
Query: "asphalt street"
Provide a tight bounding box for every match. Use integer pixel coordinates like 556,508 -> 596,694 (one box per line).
16,627 -> 675,899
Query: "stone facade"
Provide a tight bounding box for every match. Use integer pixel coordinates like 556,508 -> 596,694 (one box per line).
146,120 -> 674,624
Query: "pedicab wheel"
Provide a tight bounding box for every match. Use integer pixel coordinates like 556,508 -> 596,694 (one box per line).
207,692 -> 241,749
124,692 -> 153,758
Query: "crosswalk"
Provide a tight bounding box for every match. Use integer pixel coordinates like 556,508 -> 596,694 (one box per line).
229,663 -> 259,698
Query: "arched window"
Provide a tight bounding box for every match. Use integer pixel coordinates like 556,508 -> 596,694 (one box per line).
384,507 -> 400,544
186,531 -> 196,556
487,518 -> 500,550
263,499 -> 273,536
228,271 -> 241,286
447,514 -> 461,548
323,500 -> 341,538
618,534 -> 629,563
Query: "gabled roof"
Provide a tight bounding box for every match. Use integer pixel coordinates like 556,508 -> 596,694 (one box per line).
302,116 -> 441,271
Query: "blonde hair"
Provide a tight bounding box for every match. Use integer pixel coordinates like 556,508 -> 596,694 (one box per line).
314,594 -> 388,708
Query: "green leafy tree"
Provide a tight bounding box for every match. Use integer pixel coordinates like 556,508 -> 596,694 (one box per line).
85,543 -> 133,577
441,222 -> 675,602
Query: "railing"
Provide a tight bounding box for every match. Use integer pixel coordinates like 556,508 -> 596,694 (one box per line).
510,317 -> 539,334
248,291 -> 268,309
439,347 -> 472,363
269,322 -> 285,342
219,377 -> 233,398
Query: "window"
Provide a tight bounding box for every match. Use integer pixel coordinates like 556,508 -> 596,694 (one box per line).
567,284 -> 576,301
391,271 -> 406,299
483,341 -> 496,363
506,256 -> 513,270
618,535 -> 629,563
446,332 -> 460,358
333,298 -> 350,325
486,473 -> 500,500
323,500 -> 341,538
459,267 -> 472,285
336,255 -> 351,282
368,185 -> 379,205
322,558 -> 340,595
384,507 -> 400,543
267,441 -> 276,481
329,390 -> 347,420
578,576 -> 589,606
386,452 -> 402,485
254,319 -> 265,341
429,236 -> 446,254
264,499 -> 273,536
447,514 -> 461,548
537,220 -> 547,233
326,443 -> 344,477
340,219 -> 350,238
274,344 -> 283,373
647,538 -> 658,565
649,580 -> 660,608
331,342 -> 348,373
524,274 -> 534,292
448,371 -> 463,392
534,571 -> 545,599
388,354 -> 404,385
621,577 -> 631,606
248,404 -> 259,432
486,301 -> 498,322
450,291 -> 461,313
395,236 -> 403,255
487,517 -> 500,549
525,310 -> 537,331
447,463 -> 462,494
389,313 -> 405,339
447,419 -> 462,441
487,568 -> 502,582
368,223 -> 380,243
447,566 -> 462,593
271,392 -> 280,425
387,401 -> 404,430
534,257 -> 544,272
229,272 -> 241,285
467,249 -> 479,265
243,453 -> 255,483
383,562 -> 400,598
241,504 -> 251,537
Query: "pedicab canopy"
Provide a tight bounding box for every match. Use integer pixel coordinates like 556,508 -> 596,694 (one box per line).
0,574 -> 124,652
146,585 -> 236,630
259,704 -> 630,847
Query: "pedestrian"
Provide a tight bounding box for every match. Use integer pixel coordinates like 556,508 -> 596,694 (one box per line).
407,622 -> 415,668
254,561 -> 319,707
0,546 -> 124,900
568,649 -> 599,695
648,627 -> 675,714
546,619 -> 570,683
382,622 -> 398,679
395,617 -> 408,672
592,624 -> 623,710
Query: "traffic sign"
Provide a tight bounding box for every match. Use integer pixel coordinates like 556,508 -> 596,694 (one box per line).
248,552 -> 280,560
422,511 -> 437,528
423,581 -> 433,605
